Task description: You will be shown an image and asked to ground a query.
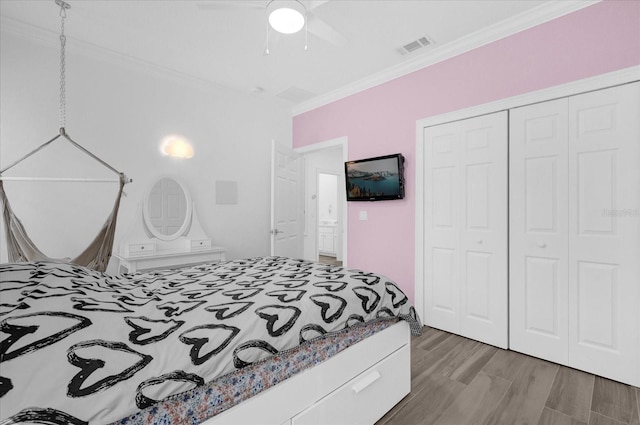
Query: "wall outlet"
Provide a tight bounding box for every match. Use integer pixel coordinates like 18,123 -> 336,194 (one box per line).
359,211 -> 368,221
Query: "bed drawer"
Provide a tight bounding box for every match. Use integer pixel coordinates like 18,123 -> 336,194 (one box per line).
291,343 -> 410,425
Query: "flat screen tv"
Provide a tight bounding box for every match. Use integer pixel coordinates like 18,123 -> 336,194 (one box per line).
345,153 -> 405,201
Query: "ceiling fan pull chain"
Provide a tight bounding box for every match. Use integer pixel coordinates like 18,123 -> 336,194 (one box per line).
304,7 -> 308,51
57,0 -> 70,131
264,5 -> 270,55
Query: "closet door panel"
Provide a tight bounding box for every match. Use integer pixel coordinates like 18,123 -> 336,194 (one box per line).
460,112 -> 508,348
423,127 -> 461,333
424,112 -> 507,348
568,82 -> 640,387
509,98 -> 569,364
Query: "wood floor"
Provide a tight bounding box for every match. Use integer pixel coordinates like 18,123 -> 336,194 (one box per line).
377,327 -> 640,425
318,255 -> 342,266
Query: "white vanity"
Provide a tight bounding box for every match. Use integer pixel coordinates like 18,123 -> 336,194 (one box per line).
115,176 -> 225,273
318,219 -> 337,256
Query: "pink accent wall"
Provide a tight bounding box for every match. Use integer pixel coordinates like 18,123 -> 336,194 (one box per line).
292,1 -> 640,303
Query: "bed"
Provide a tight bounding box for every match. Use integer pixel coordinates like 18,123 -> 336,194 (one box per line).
0,256 -> 421,425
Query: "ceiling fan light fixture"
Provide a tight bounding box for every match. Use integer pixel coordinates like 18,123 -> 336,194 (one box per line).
267,0 -> 305,34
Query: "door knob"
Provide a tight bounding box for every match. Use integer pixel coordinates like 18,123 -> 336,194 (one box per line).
537,241 -> 547,248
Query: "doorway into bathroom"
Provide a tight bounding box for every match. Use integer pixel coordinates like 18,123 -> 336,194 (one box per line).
317,172 -> 342,266
296,138 -> 346,267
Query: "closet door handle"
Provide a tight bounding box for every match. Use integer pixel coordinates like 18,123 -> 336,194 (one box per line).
538,241 -> 547,248
477,239 -> 483,244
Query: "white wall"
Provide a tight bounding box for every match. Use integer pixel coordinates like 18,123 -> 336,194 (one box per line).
0,31 -> 292,272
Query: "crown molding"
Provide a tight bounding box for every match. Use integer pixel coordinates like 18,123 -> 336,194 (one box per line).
1,1 -> 600,113
0,15 -> 253,98
291,0 -> 600,116
416,65 -> 640,129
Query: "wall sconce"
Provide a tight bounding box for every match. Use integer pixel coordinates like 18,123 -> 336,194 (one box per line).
160,135 -> 194,159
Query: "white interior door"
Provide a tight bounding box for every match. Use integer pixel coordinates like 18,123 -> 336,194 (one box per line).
509,98 -> 570,365
459,112 -> 508,348
423,111 -> 508,348
423,121 -> 461,334
568,82 -> 640,386
271,141 -> 304,258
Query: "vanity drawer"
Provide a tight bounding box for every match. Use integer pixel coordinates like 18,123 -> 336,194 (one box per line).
124,243 -> 156,257
292,344 -> 410,425
190,239 -> 212,251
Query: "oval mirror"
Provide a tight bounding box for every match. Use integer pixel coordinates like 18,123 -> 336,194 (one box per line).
143,176 -> 192,241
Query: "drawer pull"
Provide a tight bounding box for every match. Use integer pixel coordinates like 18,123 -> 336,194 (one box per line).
352,370 -> 381,394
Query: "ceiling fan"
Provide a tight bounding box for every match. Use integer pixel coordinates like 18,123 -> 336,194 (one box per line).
196,0 -> 347,47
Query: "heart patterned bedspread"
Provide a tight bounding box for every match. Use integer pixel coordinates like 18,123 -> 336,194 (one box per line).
0,256 -> 421,424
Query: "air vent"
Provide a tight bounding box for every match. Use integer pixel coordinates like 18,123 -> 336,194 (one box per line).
276,86 -> 315,103
396,35 -> 434,56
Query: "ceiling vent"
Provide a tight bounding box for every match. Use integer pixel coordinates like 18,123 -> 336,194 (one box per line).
276,86 -> 316,103
396,35 -> 434,56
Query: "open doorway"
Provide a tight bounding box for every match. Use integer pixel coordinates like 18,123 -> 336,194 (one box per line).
317,171 -> 342,266
295,137 -> 347,267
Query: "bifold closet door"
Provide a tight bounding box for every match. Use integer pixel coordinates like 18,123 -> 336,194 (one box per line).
423,111 -> 508,349
509,98 -> 570,365
510,82 -> 640,387
568,82 -> 640,386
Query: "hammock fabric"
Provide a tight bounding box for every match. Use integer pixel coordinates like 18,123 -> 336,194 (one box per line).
0,173 -> 125,272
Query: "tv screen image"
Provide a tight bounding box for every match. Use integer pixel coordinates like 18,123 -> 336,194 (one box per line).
345,153 -> 405,201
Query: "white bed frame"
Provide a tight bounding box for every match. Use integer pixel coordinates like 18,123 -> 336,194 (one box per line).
204,321 -> 411,425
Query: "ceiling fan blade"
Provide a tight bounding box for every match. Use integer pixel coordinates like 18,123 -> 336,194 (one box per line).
306,12 -> 347,47
305,0 -> 329,11
196,1 -> 264,11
